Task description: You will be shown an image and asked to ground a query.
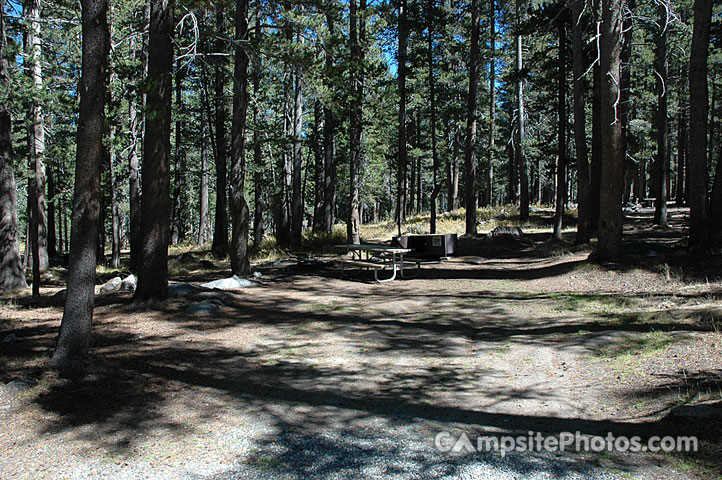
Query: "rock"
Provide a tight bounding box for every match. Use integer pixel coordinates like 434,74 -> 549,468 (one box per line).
186,299 -> 224,314
2,380 -> 35,396
179,252 -> 198,264
198,260 -> 215,269
99,276 -> 122,294
120,274 -> 137,291
53,289 -> 67,301
253,271 -> 262,279
178,268 -> 189,276
489,226 -> 524,240
168,283 -> 198,297
1,333 -> 16,344
200,275 -> 259,290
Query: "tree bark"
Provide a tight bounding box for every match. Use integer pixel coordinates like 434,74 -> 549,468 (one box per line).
676,91 -> 686,205
397,0 -> 408,236
464,0 -> 480,235
49,0 -> 108,373
428,0 -> 440,233
653,1 -> 669,227
229,0 -> 250,276
211,2 -> 229,258
573,0 -> 591,245
709,149 -> 722,246
134,0 -> 173,301
516,0 -> 529,221
620,0 -> 634,206
553,18 -> 567,240
252,21 -> 264,246
590,0 -> 602,233
0,4 -> 27,292
486,0 -> 496,207
24,0 -> 49,278
128,35 -> 142,272
198,103 -> 209,245
108,123 -> 120,268
47,168 -> 57,258
312,99 -> 324,233
290,55 -> 304,249
171,61 -> 186,245
347,0 -> 364,244
687,0 -> 712,250
597,0 -> 624,262
322,14 -> 337,234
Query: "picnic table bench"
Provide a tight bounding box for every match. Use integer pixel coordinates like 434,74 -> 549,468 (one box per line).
335,244 -> 421,282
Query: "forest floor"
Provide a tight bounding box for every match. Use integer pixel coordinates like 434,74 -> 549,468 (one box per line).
1,206 -> 721,480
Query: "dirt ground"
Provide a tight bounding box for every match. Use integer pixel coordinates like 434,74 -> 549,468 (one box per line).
1,207 -> 721,479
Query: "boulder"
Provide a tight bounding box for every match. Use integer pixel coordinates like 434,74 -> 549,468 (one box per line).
1,333 -> 16,344
198,259 -> 215,270
120,274 -> 137,291
168,283 -> 198,297
200,275 -> 259,290
186,299 -> 225,314
489,226 -> 524,241
179,252 -> 198,264
98,276 -> 122,294
2,380 -> 35,397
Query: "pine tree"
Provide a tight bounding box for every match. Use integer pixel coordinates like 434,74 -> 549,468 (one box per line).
49,0 -> 109,373
134,0 -> 174,300
0,1 -> 27,292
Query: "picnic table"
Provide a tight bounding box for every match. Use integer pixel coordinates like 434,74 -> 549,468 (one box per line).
334,244 -> 421,282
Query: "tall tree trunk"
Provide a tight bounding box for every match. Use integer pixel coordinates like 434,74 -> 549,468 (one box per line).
252,23 -> 264,246
573,0 -> 591,245
290,57 -> 304,249
312,99 -> 324,233
597,0 -> 624,261
47,169 -> 57,257
464,0 -> 480,235
106,9 -> 120,269
0,3 -> 27,292
428,0 -> 440,233
553,18 -> 567,240
516,0 -> 529,220
347,0 -> 364,244
620,0 -> 634,207
229,0 -> 250,275
676,91 -> 686,205
108,124 -> 120,268
134,0 -> 173,301
687,0 -> 712,250
397,0 -> 408,236
49,0 -> 108,373
25,0 -> 47,298
128,35 -> 142,272
590,0 -> 602,233
171,61 -> 186,245
409,111 -> 416,214
653,1 -> 669,227
322,12 -> 336,234
486,0 -> 496,207
198,104 -> 209,245
709,149 -> 722,246
211,2 -> 229,257
449,114 -> 460,211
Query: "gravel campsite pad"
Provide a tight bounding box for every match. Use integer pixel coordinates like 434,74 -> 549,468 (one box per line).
1,212 -> 721,479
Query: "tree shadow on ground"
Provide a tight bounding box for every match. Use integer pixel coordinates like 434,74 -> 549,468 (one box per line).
1,277 -> 716,478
